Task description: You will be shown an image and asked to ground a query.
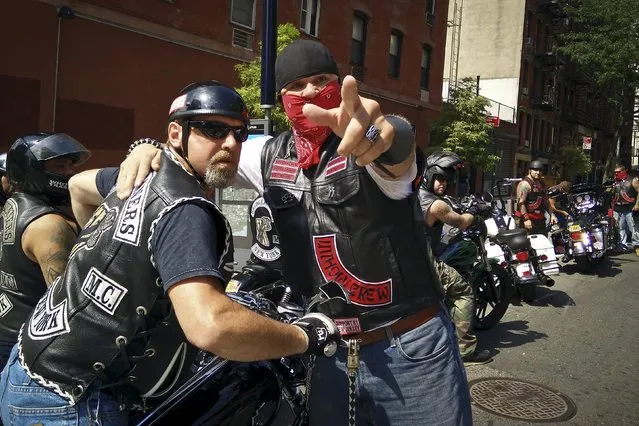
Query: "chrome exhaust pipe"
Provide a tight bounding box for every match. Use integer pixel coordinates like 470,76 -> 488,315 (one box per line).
539,274 -> 555,287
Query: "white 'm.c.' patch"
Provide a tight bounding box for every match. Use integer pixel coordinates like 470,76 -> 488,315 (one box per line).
0,293 -> 13,318
28,279 -> 70,340
114,179 -> 151,246
82,268 -> 128,315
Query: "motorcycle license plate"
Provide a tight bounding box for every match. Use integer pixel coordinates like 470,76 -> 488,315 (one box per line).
568,224 -> 581,232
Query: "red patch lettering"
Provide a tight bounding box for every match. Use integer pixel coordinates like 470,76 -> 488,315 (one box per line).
270,158 -> 299,182
334,318 -> 362,335
326,156 -> 347,177
313,235 -> 392,307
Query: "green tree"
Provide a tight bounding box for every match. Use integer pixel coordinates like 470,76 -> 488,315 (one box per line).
235,23 -> 301,133
558,145 -> 593,179
559,0 -> 639,181
430,77 -> 500,171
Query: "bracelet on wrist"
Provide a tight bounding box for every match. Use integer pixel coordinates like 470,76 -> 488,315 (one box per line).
126,138 -> 162,157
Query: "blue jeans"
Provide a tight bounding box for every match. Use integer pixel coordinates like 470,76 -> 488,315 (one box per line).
0,345 -> 128,425
614,210 -> 639,248
308,311 -> 472,426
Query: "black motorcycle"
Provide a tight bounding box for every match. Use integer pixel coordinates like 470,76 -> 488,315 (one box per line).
551,181 -> 617,272
136,269 -> 310,426
438,194 -> 513,330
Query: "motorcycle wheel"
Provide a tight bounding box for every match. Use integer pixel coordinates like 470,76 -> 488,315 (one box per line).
474,264 -> 511,330
575,254 -> 604,273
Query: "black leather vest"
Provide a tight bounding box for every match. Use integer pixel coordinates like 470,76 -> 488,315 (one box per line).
523,176 -> 546,218
613,178 -> 637,207
0,194 -> 58,349
418,188 -> 445,250
19,151 -> 234,404
261,132 -> 441,331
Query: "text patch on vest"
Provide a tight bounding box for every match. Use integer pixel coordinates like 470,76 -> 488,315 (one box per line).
0,293 -> 13,318
28,279 -> 70,340
313,234 -> 392,307
82,268 -> 128,315
114,181 -> 151,246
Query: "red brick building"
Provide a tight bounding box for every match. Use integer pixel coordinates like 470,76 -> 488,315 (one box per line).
1,0 -> 450,170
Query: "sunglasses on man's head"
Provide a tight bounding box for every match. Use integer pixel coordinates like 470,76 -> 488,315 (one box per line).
189,121 -> 249,142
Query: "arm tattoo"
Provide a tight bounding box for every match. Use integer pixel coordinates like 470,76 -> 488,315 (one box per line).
517,182 -> 530,215
39,221 -> 77,286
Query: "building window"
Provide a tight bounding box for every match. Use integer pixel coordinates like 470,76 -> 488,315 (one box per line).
351,13 -> 367,66
301,0 -> 320,36
426,0 -> 436,26
420,45 -> 432,89
231,0 -> 255,29
388,31 -> 403,78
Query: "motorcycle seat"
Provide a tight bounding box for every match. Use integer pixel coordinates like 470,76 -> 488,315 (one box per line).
496,228 -> 531,251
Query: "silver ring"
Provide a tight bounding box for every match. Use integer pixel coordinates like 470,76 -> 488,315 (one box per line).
365,125 -> 380,144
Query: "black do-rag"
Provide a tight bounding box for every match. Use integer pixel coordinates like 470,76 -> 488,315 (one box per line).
275,40 -> 340,93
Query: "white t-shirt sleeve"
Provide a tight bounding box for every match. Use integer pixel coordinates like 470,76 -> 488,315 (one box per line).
235,135 -> 271,195
365,159 -> 417,200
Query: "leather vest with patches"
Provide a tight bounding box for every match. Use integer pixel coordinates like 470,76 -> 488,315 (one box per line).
417,188 -> 445,251
523,176 -> 546,219
19,151 -> 234,404
613,178 -> 637,207
261,132 -> 441,332
0,194 -> 58,348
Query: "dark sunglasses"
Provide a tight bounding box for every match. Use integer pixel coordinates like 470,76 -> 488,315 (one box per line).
189,121 -> 249,142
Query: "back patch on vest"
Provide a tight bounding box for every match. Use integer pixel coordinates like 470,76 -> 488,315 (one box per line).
114,178 -> 152,246
0,293 -> 13,318
28,278 -> 70,340
313,235 -> 392,307
82,268 -> 128,315
70,205 -> 118,259
270,158 -> 300,182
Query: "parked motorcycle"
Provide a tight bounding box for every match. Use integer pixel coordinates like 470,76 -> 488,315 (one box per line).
136,268 -> 310,426
438,194 -> 513,330
552,182 -> 616,272
483,179 -> 555,303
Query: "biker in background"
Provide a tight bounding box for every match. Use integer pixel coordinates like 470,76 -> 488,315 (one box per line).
120,40 -> 472,425
0,82 -> 340,424
611,164 -> 639,255
0,133 -> 88,371
418,151 -> 493,365
516,159 -> 556,235
0,153 -> 12,209
548,181 -> 572,226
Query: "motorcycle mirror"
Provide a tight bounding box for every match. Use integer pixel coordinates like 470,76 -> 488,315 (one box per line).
481,191 -> 494,203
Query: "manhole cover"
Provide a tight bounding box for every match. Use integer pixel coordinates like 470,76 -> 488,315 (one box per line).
469,377 -> 577,423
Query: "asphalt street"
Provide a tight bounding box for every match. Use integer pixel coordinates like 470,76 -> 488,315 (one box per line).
467,251 -> 639,425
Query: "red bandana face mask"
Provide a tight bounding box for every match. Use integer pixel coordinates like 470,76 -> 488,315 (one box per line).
282,80 -> 342,168
614,171 -> 628,181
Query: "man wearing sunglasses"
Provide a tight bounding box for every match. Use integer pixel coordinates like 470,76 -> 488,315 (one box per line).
108,40 -> 471,425
516,159 -> 555,235
611,164 -> 639,255
0,81 -> 340,424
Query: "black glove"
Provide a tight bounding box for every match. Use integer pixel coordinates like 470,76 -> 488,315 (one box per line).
466,203 -> 492,217
293,313 -> 340,357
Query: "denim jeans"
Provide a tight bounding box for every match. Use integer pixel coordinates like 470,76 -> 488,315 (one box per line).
0,345 -> 128,425
307,311 -> 472,426
614,210 -> 639,248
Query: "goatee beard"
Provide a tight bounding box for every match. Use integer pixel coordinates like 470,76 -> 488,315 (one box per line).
204,151 -> 237,189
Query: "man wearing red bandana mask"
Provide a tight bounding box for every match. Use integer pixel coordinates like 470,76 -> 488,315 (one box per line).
611,164 -> 639,255
113,39 -> 471,425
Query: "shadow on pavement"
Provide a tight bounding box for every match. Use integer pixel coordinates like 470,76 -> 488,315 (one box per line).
527,287 -> 576,307
477,319 -> 548,350
559,256 -> 623,278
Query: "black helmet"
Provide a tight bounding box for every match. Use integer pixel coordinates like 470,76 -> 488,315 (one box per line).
7,132 -> 90,206
0,152 -> 6,175
529,159 -> 544,171
168,80 -> 249,126
423,151 -> 463,191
